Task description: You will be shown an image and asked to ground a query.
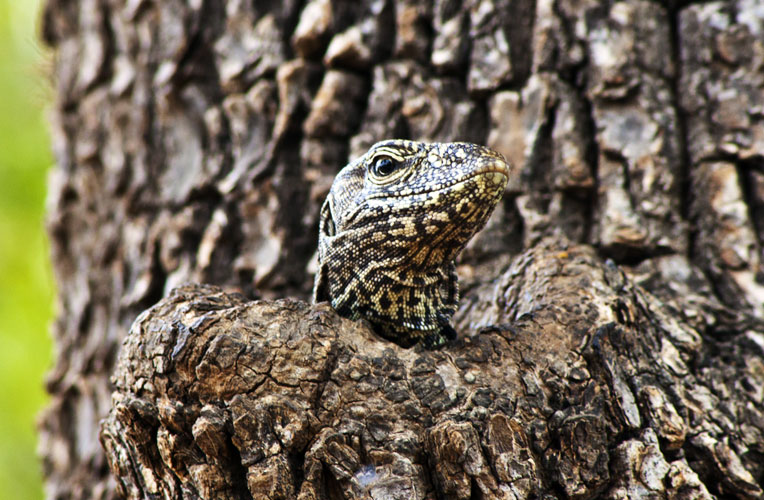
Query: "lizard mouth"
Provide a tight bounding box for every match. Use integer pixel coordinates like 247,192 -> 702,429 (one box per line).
467,159 -> 512,178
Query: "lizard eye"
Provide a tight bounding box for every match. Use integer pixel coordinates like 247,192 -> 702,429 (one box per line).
371,157 -> 398,177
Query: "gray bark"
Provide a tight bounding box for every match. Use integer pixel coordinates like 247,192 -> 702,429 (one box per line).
39,0 -> 764,498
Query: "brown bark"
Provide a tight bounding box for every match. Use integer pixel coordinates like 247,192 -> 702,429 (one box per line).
101,241 -> 764,499
40,0 -> 764,499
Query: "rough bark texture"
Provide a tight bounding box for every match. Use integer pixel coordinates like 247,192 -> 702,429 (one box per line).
39,0 -> 764,499
101,241 -> 764,499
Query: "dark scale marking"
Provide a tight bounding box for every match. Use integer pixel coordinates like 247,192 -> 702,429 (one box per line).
313,140 -> 509,348
408,289 -> 420,306
423,302 -> 432,323
336,303 -> 354,317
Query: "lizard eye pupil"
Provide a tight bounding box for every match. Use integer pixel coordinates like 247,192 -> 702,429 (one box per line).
372,157 -> 397,177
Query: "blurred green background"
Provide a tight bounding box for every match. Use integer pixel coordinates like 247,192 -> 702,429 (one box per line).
0,0 -> 54,499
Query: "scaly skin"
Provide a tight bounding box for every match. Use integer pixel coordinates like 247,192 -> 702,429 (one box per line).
314,139 -> 510,348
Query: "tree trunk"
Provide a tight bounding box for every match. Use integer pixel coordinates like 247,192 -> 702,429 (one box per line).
39,0 -> 764,499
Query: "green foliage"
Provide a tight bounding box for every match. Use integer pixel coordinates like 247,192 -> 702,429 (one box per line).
0,1 -> 54,498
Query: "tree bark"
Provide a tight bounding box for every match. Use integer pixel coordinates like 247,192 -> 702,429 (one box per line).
40,0 -> 764,499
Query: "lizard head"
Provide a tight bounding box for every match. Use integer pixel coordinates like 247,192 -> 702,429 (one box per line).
314,140 -> 510,347
323,140 -> 510,269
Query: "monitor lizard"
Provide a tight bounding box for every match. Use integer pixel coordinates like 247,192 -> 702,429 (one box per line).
314,139 -> 510,348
